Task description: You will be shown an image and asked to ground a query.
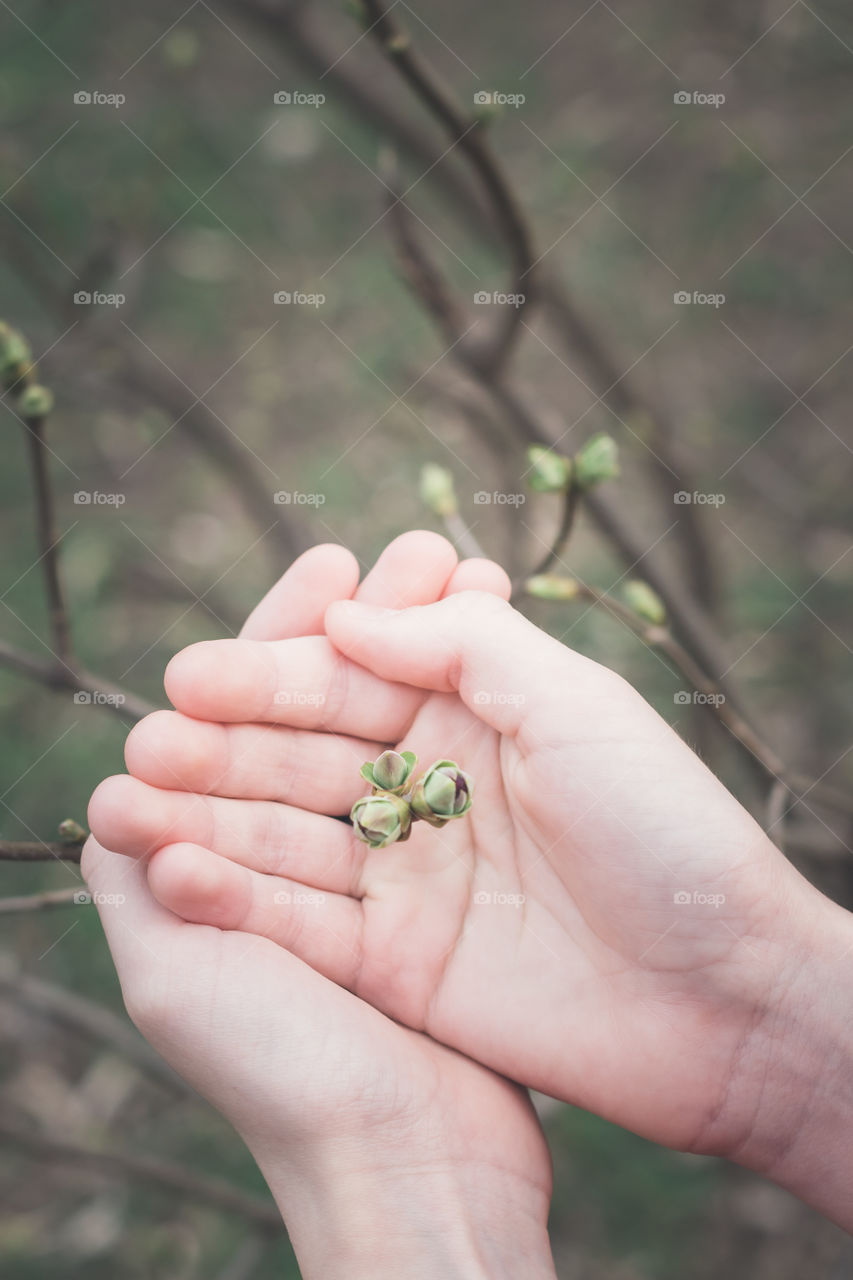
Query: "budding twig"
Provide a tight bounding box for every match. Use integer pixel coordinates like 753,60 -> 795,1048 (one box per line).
0,839 -> 83,863
23,402 -> 72,666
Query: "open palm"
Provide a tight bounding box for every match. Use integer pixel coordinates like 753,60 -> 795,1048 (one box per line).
91,535 -> 806,1159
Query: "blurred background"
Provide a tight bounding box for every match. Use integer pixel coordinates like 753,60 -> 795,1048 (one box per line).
1,0 -> 852,1274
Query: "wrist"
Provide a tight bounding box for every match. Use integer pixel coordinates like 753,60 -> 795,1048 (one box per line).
252,1138 -> 555,1279
706,858 -> 853,1228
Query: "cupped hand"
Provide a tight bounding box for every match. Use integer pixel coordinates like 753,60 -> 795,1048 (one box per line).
85,535 -> 555,1276
90,534 -> 826,1162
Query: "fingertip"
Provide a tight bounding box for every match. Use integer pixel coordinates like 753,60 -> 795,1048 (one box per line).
240,543 -> 361,641
148,842 -> 241,926
164,640 -> 270,720
444,558 -> 512,601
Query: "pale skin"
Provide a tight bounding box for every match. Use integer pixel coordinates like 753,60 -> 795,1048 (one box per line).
87,532 -> 853,1263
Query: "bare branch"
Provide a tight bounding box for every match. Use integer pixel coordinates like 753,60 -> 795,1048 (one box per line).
0,840 -> 83,863
0,1117 -> 284,1232
0,637 -> 156,722
0,887 -> 83,914
24,410 -> 72,664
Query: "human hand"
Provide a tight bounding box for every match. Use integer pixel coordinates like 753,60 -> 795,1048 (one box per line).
85,535 -> 556,1280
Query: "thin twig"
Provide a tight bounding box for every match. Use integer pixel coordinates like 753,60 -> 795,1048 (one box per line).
530,483 -> 582,577
0,638 -> 156,722
0,1117 -> 284,1232
24,412 -> 72,665
0,964 -> 193,1098
0,840 -> 83,863
0,887 -> 84,914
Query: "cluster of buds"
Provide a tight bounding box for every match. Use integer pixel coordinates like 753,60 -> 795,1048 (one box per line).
0,320 -> 53,420
350,750 -> 474,849
526,432 -> 620,495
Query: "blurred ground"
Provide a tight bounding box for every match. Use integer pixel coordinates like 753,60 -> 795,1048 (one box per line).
1,0 -> 852,1275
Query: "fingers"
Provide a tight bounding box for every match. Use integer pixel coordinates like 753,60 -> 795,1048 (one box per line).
81,836 -> 180,961
356,530 -> 458,606
147,842 -> 362,990
124,710 -> 384,812
444,557 -> 512,600
164,635 -> 422,739
325,591 -> 592,735
89,774 -> 364,895
240,544 -> 360,640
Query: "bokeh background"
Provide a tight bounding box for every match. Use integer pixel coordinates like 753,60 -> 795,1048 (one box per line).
2,0 -> 853,1275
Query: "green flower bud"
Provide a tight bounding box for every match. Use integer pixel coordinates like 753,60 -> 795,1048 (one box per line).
526,445 -> 572,494
58,819 -> 86,843
622,580 -> 667,626
524,574 -> 579,602
18,384 -> 53,419
361,749 -> 417,795
573,433 -> 619,489
411,759 -> 473,826
350,793 -> 412,848
0,322 -> 33,392
419,463 -> 457,518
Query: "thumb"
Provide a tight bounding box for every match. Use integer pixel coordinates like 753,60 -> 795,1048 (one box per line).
325,591 -> 590,735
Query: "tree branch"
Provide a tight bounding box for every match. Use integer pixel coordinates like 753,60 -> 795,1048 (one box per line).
0,1117 -> 284,1232
0,638 -> 156,722
0,887 -> 84,914
0,840 -> 82,863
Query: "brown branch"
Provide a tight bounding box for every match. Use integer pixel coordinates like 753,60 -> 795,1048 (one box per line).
0,1117 -> 284,1232
360,0 -> 535,373
530,483 -> 582,578
0,637 -> 156,722
0,887 -> 85,914
0,967 -> 193,1099
0,840 -> 82,863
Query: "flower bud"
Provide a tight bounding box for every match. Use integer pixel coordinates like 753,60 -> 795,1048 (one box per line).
526,445 -> 571,493
350,793 -> 412,848
573,433 -> 619,489
18,384 -> 53,419
419,463 -> 457,518
361,749 -> 417,795
524,574 -> 579,602
0,322 -> 34,392
58,819 -> 86,843
622,579 -> 666,626
411,759 -> 473,826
